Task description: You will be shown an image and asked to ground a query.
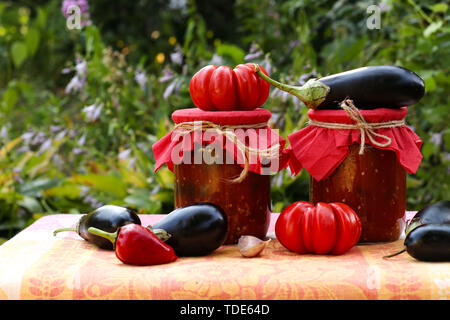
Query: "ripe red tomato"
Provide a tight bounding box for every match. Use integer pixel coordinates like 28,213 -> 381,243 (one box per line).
275,201 -> 362,255
189,63 -> 270,111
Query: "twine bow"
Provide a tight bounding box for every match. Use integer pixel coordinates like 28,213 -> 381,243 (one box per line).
172,120 -> 281,183
308,99 -> 405,154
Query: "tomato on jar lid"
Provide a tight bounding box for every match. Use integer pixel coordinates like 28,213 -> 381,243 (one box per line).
189,63 -> 270,111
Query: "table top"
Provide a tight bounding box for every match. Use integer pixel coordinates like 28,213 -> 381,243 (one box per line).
0,211 -> 449,300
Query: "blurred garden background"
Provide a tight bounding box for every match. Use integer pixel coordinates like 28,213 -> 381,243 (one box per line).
0,0 -> 449,243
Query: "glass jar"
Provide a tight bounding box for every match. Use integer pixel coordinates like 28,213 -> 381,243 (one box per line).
310,144 -> 406,242
152,108 -> 289,245
174,160 -> 271,244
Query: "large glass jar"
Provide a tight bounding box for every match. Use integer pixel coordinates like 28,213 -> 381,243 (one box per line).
287,106 -> 423,243
310,144 -> 406,242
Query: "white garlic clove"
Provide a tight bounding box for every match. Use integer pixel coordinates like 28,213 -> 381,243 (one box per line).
237,235 -> 271,258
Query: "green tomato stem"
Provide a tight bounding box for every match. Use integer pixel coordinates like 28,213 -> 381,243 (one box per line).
253,63 -> 330,109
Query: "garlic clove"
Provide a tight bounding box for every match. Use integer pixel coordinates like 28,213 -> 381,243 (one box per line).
237,235 -> 271,258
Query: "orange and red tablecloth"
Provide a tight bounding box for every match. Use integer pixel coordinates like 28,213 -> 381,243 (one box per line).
0,212 -> 449,300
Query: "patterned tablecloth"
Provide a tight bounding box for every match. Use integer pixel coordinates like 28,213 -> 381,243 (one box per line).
0,212 -> 448,300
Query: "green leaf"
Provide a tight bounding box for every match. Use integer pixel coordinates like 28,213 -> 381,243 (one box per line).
44,184 -> 82,199
72,174 -> 127,198
18,178 -> 61,197
424,21 -> 443,38
431,3 -> 448,13
25,27 -> 40,56
1,87 -> 19,114
124,189 -> 162,213
216,43 -> 245,64
85,25 -> 103,59
424,76 -> 436,92
18,196 -> 43,213
11,41 -> 28,68
36,7 -> 48,30
421,142 -> 434,160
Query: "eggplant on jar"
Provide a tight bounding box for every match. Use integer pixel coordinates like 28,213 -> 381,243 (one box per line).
254,65 -> 425,110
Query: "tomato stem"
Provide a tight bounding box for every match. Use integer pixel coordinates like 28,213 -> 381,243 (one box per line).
253,63 -> 330,109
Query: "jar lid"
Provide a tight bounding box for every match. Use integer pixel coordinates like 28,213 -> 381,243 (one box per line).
172,108 -> 272,125
288,106 -> 423,181
153,108 -> 290,178
308,106 -> 408,124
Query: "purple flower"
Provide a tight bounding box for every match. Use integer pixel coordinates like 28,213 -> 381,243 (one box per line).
168,0 -> 187,10
38,138 -> 53,155
62,0 -> 91,26
65,58 -> 87,94
298,70 -> 318,85
430,132 -> 442,146
159,66 -> 175,83
134,69 -> 147,91
244,43 -> 263,61
65,75 -> 85,94
0,126 -> 8,140
163,79 -> 182,100
170,46 -> 184,66
209,53 -> 224,66
118,149 -> 132,160
82,103 -> 103,122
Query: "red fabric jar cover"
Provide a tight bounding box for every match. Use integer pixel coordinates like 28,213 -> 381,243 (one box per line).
287,107 -> 423,181
152,108 -> 290,175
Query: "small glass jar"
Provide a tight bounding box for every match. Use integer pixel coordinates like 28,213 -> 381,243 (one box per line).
153,108 -> 289,244
174,160 -> 271,244
310,144 -> 406,242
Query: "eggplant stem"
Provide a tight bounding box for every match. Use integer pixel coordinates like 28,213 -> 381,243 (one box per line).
53,227 -> 77,237
383,248 -> 406,259
253,63 -> 330,109
88,227 -> 117,246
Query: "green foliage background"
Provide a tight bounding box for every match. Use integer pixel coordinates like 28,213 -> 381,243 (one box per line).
0,0 -> 449,243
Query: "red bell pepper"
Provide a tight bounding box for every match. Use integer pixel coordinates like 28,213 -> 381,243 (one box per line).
88,224 -> 177,266
189,63 -> 270,111
275,202 -> 361,255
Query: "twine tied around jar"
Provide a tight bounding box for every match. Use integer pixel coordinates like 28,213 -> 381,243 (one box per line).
172,120 -> 281,183
308,99 -> 406,155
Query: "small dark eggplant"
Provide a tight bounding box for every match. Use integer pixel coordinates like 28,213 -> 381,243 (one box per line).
404,224 -> 450,262
150,202 -> 228,257
254,64 -> 425,110
53,205 -> 141,250
406,201 -> 450,235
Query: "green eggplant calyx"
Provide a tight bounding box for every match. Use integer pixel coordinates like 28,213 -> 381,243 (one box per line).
147,226 -> 171,242
405,217 -> 422,236
253,63 -> 330,109
383,248 -> 407,259
88,227 -> 118,246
